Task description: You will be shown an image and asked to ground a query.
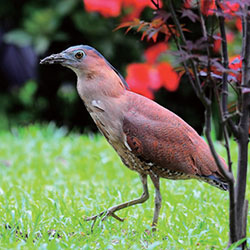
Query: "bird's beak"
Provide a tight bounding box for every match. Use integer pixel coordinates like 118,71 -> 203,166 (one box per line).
40,52 -> 72,65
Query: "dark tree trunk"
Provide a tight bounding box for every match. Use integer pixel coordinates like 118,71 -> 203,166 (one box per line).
235,7 -> 250,246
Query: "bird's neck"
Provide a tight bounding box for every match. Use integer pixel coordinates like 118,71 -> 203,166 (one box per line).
76,68 -> 126,104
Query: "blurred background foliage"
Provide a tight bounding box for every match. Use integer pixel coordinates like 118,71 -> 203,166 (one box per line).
0,0 -> 240,134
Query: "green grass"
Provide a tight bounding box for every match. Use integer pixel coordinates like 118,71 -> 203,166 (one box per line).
0,124 -> 249,249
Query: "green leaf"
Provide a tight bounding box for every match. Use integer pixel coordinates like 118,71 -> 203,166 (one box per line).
72,11 -> 110,35
33,36 -> 50,54
53,32 -> 69,42
3,29 -> 32,47
23,8 -> 59,35
18,81 -> 37,106
56,0 -> 78,16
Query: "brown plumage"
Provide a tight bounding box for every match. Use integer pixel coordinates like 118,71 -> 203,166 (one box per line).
40,45 -> 228,230
122,92 -> 227,180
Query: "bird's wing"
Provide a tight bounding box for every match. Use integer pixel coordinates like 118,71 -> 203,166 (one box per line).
122,94 -> 227,179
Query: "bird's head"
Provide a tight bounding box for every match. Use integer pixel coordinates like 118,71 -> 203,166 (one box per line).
40,45 -> 129,91
40,45 -> 98,73
40,46 -> 85,68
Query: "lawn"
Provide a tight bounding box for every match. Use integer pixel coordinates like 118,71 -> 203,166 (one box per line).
0,124 -> 249,249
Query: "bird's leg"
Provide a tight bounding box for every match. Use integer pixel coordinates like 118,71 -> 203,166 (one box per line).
85,174 -> 149,229
149,174 -> 162,231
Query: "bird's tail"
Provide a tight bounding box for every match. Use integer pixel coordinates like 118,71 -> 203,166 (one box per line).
200,175 -> 228,191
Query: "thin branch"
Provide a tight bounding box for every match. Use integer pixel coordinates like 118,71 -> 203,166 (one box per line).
197,2 -> 211,77
213,81 -> 237,243
204,102 -> 234,182
216,0 -> 239,140
151,0 -> 160,10
168,0 -> 210,107
214,0 -> 236,175
166,22 -> 199,96
213,84 -> 234,171
216,1 -> 229,113
199,1 -> 234,177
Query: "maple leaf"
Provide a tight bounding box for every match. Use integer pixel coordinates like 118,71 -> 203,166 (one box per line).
114,18 -> 141,32
180,8 -> 199,22
229,55 -> 242,83
116,16 -> 173,42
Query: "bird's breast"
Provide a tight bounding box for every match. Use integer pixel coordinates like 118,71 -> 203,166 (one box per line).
85,100 -> 123,144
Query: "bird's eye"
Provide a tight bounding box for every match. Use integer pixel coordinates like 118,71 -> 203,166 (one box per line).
75,51 -> 84,59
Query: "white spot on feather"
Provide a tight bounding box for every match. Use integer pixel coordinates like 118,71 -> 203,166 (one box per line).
124,134 -> 132,151
91,100 -> 104,111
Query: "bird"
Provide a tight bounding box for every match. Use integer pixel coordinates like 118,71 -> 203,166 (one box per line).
40,45 -> 228,230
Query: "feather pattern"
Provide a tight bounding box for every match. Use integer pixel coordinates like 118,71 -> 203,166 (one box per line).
120,91 -> 228,190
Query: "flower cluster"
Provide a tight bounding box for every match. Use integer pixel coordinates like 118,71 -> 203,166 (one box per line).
83,0 -> 179,99
126,43 -> 180,99
184,0 -> 240,17
83,0 -> 243,100
83,0 -> 161,19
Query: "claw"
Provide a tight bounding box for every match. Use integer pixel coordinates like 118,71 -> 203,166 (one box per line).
85,210 -> 124,232
90,217 -> 97,233
85,211 -> 105,221
111,213 -> 125,222
85,212 -> 104,233
101,211 -> 124,222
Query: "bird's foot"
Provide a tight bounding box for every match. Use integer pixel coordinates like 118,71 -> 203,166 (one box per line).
85,210 -> 124,222
84,208 -> 124,232
101,208 -> 125,222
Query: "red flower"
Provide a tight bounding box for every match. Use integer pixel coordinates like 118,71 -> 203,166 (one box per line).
236,17 -> 242,32
193,0 -> 240,16
126,63 -> 156,99
200,0 -> 216,16
126,61 -> 180,99
83,0 -> 122,17
229,55 -> 242,83
83,0 -> 162,19
144,42 -> 168,64
157,62 -> 180,92
123,0 -> 162,20
183,0 -> 192,8
223,1 -> 240,15
213,38 -> 221,53
123,0 -> 157,9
